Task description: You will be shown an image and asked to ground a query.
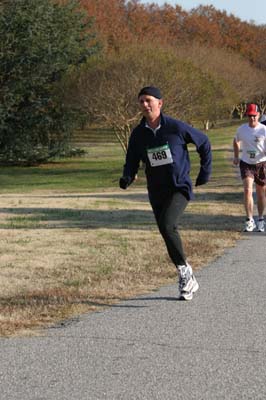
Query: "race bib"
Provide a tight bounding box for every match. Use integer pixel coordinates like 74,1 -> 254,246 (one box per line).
147,144 -> 173,167
247,150 -> 257,159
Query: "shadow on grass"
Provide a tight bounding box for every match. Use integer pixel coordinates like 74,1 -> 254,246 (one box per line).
81,190 -> 243,204
0,189 -> 242,203
0,187 -> 245,231
0,206 -> 244,231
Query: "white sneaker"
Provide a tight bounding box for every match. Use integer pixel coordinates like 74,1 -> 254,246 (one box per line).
178,264 -> 199,301
257,219 -> 265,232
244,219 -> 256,232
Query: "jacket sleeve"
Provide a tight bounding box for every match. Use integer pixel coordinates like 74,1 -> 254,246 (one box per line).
185,125 -> 212,186
121,131 -> 141,186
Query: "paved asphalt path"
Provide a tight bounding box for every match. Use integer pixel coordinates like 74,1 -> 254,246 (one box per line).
1,233 -> 266,400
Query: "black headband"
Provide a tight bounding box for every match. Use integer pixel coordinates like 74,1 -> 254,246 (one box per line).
138,86 -> 162,99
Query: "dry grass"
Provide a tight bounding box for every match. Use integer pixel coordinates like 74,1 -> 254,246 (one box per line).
0,181 -> 244,337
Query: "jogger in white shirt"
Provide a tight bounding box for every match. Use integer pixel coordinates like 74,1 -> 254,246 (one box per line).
233,103 -> 266,232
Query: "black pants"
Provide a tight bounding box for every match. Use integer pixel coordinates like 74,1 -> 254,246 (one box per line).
149,189 -> 188,267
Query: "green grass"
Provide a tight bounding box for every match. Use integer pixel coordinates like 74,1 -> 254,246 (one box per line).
0,144 -> 124,192
189,125 -> 236,184
0,125 -> 237,193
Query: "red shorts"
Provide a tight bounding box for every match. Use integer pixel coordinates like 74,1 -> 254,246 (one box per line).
240,160 -> 266,186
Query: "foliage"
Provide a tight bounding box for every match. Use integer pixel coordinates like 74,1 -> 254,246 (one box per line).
0,0 -> 98,165
64,44 -> 238,151
2,0 -> 265,165
176,44 -> 266,119
80,0 -> 266,72
75,0 -> 266,130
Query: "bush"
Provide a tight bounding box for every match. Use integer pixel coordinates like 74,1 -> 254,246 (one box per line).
0,0 -> 99,165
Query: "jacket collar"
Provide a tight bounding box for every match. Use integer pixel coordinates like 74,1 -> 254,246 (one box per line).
140,113 -> 165,127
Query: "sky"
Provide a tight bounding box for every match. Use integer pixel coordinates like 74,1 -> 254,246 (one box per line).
140,0 -> 266,26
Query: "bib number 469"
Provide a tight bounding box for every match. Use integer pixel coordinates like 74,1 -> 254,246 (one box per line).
152,150 -> 167,161
147,144 -> 173,167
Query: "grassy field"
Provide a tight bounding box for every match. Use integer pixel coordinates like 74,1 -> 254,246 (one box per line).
0,124 -> 245,336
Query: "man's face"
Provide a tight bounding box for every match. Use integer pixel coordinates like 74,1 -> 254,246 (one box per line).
138,95 -> 162,120
248,114 -> 260,128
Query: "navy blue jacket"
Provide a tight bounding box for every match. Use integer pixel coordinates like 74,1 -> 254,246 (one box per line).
122,113 -> 212,200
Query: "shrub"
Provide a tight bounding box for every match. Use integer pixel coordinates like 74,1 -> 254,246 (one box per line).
0,0 -> 99,164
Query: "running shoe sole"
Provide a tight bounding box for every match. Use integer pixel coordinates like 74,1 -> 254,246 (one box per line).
179,278 -> 199,301
243,225 -> 256,232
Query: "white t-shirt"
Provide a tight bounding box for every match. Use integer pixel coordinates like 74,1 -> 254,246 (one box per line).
235,123 -> 266,164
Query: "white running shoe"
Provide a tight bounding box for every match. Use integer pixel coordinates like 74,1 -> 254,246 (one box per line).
244,219 -> 256,232
178,264 -> 199,301
257,219 -> 265,232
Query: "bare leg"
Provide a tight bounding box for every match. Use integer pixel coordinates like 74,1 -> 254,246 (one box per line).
256,183 -> 265,218
243,177 -> 254,219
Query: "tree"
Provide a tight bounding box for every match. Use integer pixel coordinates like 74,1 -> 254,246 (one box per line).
79,0 -> 132,53
64,44 -> 237,151
176,43 -> 266,119
79,0 -> 266,75
0,0 -> 98,164
182,5 -> 265,69
65,45 -> 198,152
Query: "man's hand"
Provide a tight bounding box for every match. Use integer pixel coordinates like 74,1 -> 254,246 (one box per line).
233,156 -> 239,166
195,175 -> 208,187
119,176 -> 131,189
